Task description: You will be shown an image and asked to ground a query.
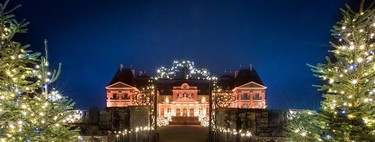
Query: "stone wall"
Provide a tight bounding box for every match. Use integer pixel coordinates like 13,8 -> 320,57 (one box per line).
73,106 -> 155,142
212,108 -> 289,142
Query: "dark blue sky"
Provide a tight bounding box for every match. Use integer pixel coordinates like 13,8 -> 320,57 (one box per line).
11,0 -> 352,109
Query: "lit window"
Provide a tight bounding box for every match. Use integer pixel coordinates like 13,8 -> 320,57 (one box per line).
112,94 -> 119,100
121,93 -> 130,100
241,93 -> 250,100
253,94 -> 262,100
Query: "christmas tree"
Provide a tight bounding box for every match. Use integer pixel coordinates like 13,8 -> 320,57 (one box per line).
286,110 -> 324,141
0,1 -> 79,141
288,0 -> 375,141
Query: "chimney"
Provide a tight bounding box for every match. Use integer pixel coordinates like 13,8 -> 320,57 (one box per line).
119,64 -> 124,71
139,71 -> 143,77
249,64 -> 253,71
235,70 -> 239,78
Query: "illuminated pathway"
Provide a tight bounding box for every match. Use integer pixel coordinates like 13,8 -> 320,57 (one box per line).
157,125 -> 208,142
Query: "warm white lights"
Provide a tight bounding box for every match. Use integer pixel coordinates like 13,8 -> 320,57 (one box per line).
156,60 -> 212,80
357,58 -> 363,63
352,79 -> 358,84
360,45 -> 365,49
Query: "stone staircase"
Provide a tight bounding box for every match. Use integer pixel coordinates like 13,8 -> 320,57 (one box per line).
169,116 -> 201,125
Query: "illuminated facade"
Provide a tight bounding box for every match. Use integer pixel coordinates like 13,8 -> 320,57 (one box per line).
157,81 -> 210,118
106,61 -> 266,120
216,67 -> 267,109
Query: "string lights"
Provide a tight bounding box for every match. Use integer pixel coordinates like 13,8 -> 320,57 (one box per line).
0,1 -> 79,141
288,1 -> 375,141
156,60 -> 216,80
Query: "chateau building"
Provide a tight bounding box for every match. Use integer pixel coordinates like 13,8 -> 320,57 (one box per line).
106,61 -> 267,119
75,61 -> 293,142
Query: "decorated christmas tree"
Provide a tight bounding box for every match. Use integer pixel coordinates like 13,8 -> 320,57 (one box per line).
286,110 -> 324,141
0,1 -> 79,141
288,0 -> 375,141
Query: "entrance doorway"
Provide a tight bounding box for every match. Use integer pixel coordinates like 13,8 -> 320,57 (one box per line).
183,109 -> 187,117
176,109 -> 181,116
189,109 -> 194,117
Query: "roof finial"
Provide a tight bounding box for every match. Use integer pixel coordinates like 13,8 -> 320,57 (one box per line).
119,64 -> 124,71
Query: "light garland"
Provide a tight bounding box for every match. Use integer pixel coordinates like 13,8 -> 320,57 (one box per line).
132,85 -> 155,106
0,3 -> 79,140
157,116 -> 170,127
214,127 -> 252,138
79,126 -> 155,142
156,60 -> 216,80
214,89 -> 236,108
198,114 -> 209,127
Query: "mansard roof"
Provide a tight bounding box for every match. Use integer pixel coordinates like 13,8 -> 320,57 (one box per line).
108,64 -> 264,92
217,67 -> 264,90
109,68 -> 136,86
135,75 -> 152,89
235,67 -> 264,86
217,73 -> 235,90
108,66 -> 151,88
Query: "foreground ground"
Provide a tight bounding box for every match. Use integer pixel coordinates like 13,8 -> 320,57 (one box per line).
157,125 -> 209,142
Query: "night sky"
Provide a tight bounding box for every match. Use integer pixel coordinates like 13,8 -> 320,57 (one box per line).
9,0 -> 355,109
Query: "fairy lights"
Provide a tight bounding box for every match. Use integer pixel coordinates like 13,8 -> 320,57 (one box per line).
214,127 -> 252,138
287,1 -> 375,141
198,114 -> 209,127
157,116 -> 170,127
0,3 -> 79,140
156,60 -> 213,80
132,85 -> 155,106
214,89 -> 236,108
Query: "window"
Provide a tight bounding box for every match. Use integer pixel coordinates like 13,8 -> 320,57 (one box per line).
241,93 -> 250,100
121,93 -> 130,100
112,93 -> 119,100
253,93 -> 262,100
